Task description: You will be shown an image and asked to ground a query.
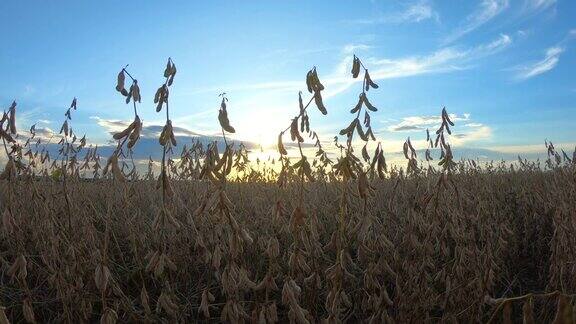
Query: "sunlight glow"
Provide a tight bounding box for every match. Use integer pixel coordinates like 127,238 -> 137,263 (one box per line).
234,108 -> 288,149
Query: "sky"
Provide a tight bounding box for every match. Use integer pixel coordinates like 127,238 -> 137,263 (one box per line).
1,0 -> 575,163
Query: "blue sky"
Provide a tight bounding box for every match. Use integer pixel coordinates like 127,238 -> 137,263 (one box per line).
1,0 -> 575,160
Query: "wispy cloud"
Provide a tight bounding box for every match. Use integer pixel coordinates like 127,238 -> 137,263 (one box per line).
33,127 -> 60,141
368,124 -> 492,153
347,0 -> 439,25
322,34 -> 512,98
90,116 -> 202,139
342,44 -> 372,55
393,1 -> 440,23
451,125 -> 492,146
381,113 -> 491,147
477,33 -> 513,52
516,29 -> 531,38
443,0 -> 509,44
387,113 -> 471,132
88,116 -> 264,153
90,117 -> 130,134
489,141 -> 574,154
523,0 -> 556,12
9,126 -> 64,147
188,34 -> 512,102
514,29 -> 575,81
515,46 -> 563,80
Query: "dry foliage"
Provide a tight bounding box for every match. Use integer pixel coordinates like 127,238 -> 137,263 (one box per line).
0,57 -> 575,323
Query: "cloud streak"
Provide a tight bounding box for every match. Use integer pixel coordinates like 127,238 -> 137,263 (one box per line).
347,1 -> 439,25
321,34 -> 512,98
524,0 -> 556,12
450,125 -> 492,146
514,29 -> 575,81
387,113 -> 471,132
387,1 -> 440,24
185,34 -> 512,103
90,116 -> 203,139
488,142 -> 575,154
443,0 -> 509,44
381,113 -> 491,148
516,46 -> 563,80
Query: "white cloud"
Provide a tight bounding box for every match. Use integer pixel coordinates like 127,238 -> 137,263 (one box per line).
188,34 -> 512,103
490,142 -> 574,154
6,126 -> 64,150
347,0 -> 439,25
513,29 -> 575,80
366,125 -> 492,153
478,34 -> 513,52
451,125 -> 492,146
321,34 -> 511,98
517,29 -> 531,38
90,116 -> 203,139
525,0 -> 556,11
516,46 -> 563,80
342,44 -> 371,55
444,0 -> 509,44
33,127 -> 61,141
395,1 -> 439,23
381,113 -> 491,148
387,113 -> 471,132
90,116 -> 131,134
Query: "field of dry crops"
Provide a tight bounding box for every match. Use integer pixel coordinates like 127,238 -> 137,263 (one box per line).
1,57 -> 576,323
1,165 -> 576,323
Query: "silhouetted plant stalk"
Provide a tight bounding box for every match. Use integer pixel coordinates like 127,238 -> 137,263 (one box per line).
327,55 -> 392,322
1,101 -> 18,231
196,94 -> 262,321
57,98 -> 88,231
19,122 -> 43,178
141,58 -> 181,321
0,101 -> 36,323
275,66 -> 329,323
92,65 -> 146,322
424,128 -> 435,174
156,58 -> 178,208
215,94 -> 257,322
418,107 -> 461,211
108,64 -> 143,181
30,124 -> 61,178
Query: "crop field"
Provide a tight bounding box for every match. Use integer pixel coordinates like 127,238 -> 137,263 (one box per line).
1,57 -> 575,323
1,162 -> 576,323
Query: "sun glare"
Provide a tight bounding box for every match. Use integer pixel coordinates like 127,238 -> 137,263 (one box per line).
235,109 -> 287,149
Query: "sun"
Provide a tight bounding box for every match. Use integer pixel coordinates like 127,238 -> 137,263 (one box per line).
234,109 -> 287,149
